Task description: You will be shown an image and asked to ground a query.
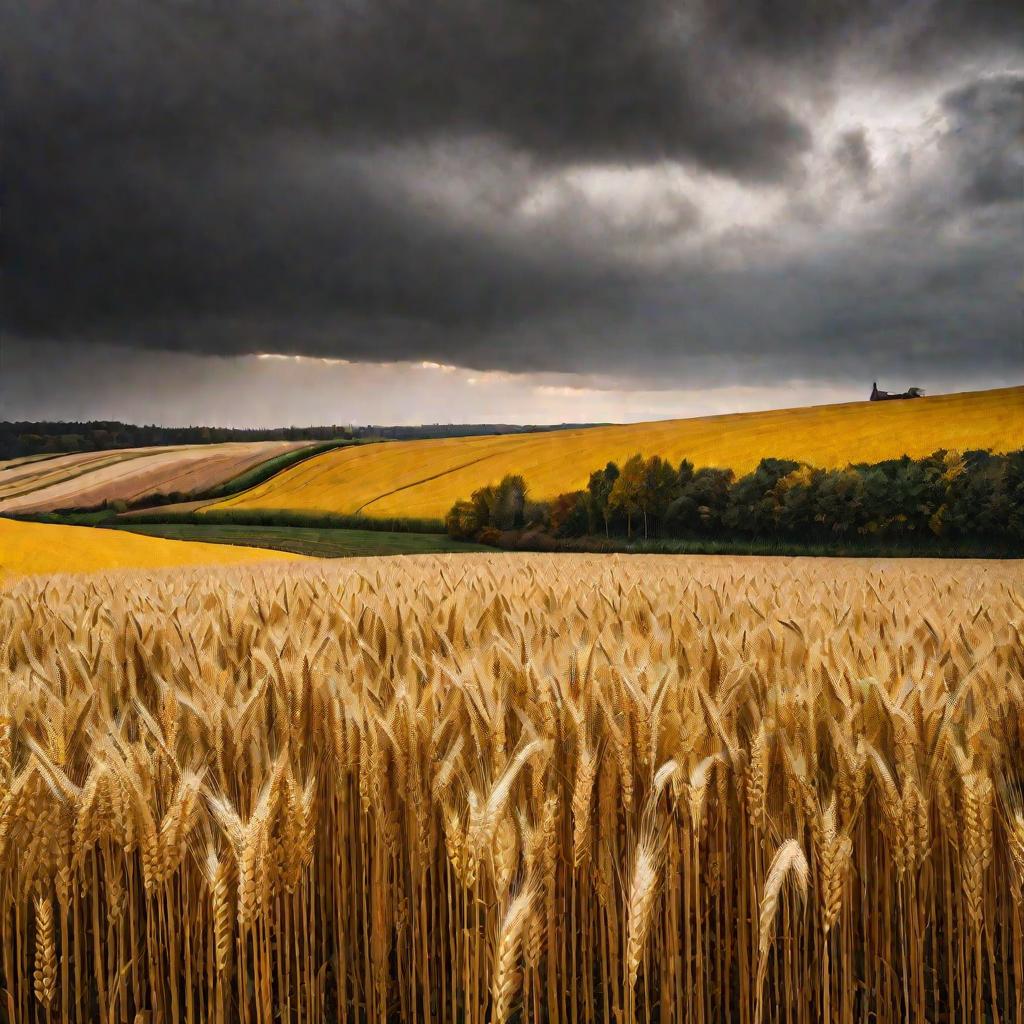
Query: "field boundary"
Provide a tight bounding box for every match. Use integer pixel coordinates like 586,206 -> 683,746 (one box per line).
112,508 -> 449,534
354,450 -> 511,514
7,508 -> 1018,558
109,522 -> 491,557
180,439 -> 355,503
209,439 -> 388,511
478,531 -> 1024,560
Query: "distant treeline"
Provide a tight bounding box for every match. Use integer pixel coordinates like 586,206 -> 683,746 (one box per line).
447,448 -> 1024,549
357,422 -> 605,440
0,420 -> 602,459
0,422 -> 355,459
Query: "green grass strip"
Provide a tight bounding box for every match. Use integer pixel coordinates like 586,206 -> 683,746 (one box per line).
109,523 -> 490,557
194,439 -> 362,501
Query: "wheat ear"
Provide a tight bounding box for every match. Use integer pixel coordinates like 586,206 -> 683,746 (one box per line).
755,839 -> 809,1024
34,895 -> 56,1008
625,834 -> 661,990
491,883 -> 535,1023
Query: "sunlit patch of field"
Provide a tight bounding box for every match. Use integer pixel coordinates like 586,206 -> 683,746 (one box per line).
0,516 -> 304,579
210,386 -> 1024,519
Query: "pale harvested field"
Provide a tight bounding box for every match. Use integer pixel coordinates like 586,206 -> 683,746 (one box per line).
212,385 -> 1024,519
0,448 -> 146,493
0,441 -> 310,513
1,552 -> 1021,1023
0,453 -> 67,471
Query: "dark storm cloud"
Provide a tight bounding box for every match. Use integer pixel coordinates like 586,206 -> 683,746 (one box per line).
6,0 -> 804,354
6,141 -> 619,347
3,0 -> 1023,387
710,0 -> 1022,71
941,74 -> 1024,206
5,1 -> 814,177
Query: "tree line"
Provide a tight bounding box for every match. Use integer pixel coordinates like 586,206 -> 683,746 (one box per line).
446,448 -> 1024,546
0,420 -> 606,460
0,421 -> 358,460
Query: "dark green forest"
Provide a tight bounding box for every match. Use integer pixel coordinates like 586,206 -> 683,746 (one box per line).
447,449 -> 1024,553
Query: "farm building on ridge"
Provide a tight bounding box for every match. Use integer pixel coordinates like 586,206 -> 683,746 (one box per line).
870,382 -> 925,401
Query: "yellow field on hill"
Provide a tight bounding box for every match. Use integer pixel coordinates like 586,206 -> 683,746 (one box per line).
0,517 -> 304,579
212,385 -> 1024,520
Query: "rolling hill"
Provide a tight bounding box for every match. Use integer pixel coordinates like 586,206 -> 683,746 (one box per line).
210,386 -> 1024,520
0,517 -> 304,579
0,441 -> 314,513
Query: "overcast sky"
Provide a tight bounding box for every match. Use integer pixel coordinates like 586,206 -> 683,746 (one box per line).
3,0 -> 1022,426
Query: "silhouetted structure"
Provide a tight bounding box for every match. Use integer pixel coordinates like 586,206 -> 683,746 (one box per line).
870,382 -> 925,402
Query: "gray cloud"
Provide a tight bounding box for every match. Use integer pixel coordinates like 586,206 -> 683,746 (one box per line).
942,74 -> 1024,206
3,0 -> 1023,404
833,129 -> 873,185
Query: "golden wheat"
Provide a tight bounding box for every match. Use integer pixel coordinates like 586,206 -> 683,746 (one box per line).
0,552 -> 1021,1023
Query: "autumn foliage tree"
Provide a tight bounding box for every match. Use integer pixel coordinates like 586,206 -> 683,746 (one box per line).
608,454 -> 645,537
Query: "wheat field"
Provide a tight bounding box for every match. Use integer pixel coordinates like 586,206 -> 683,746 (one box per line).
1,552 -> 1022,1023
210,386 -> 1024,519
